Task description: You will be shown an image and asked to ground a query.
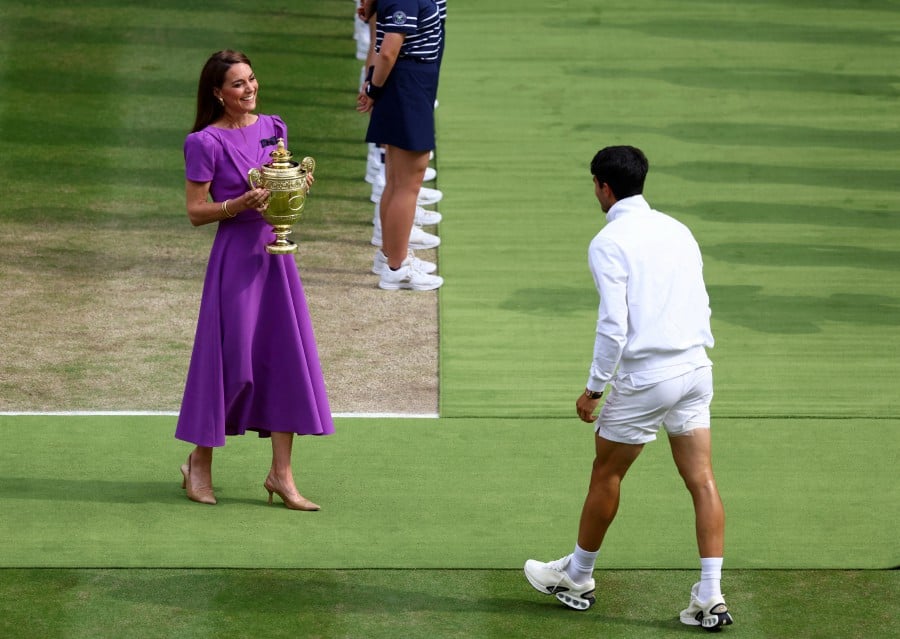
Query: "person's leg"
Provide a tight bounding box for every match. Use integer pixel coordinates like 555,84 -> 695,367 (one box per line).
668,426 -> 732,627
523,434 -> 644,610
266,432 -> 319,511
668,428 -> 724,559
576,434 -> 646,552
382,145 -> 429,269
671,426 -> 732,629
565,434 -> 644,583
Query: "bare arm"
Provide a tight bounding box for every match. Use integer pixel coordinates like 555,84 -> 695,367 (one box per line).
357,31 -> 405,113
185,179 -> 269,227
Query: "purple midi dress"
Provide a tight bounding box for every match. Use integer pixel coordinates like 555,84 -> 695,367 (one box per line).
175,114 -> 334,448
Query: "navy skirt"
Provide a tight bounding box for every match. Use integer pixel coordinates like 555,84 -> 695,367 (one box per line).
366,58 -> 439,152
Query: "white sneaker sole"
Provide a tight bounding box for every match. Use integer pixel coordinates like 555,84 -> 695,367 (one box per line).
524,568 -> 595,611
378,278 -> 442,291
680,604 -> 734,632
680,602 -> 734,629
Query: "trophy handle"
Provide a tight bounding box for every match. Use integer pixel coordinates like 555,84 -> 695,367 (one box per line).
300,157 -> 316,175
247,168 -> 262,189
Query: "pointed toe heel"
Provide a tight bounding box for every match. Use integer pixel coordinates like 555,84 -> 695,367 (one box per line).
264,478 -> 320,511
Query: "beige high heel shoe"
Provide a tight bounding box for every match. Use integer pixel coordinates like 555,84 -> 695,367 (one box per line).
264,477 -> 320,511
180,455 -> 217,505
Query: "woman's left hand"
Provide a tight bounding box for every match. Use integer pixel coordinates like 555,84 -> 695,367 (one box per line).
305,173 -> 315,190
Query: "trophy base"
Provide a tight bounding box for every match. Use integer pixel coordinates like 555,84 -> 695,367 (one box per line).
265,241 -> 298,255
266,226 -> 298,254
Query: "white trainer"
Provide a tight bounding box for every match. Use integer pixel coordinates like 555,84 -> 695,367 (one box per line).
370,174 -> 444,206
379,257 -> 443,291
366,157 -> 433,184
416,185 -> 443,206
371,222 -> 440,250
524,556 -> 596,611
372,249 -> 436,275
414,206 -> 442,226
679,582 -> 734,630
372,202 -> 441,227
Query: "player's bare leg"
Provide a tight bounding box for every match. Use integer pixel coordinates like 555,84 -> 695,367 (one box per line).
576,435 -> 645,551
669,428 -> 733,630
668,429 -> 724,557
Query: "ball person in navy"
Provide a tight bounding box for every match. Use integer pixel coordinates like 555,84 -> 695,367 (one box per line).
357,0 -> 445,291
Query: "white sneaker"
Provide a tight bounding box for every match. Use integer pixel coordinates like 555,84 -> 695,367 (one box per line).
414,206 -> 441,226
524,556 -> 596,611
372,203 -> 441,227
371,223 -> 440,250
416,185 -> 443,206
679,582 -> 734,630
372,249 -> 436,275
370,174 -> 444,206
366,156 -> 433,184
379,257 -> 443,291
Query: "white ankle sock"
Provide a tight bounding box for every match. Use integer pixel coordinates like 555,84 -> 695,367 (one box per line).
566,544 -> 598,584
698,557 -> 723,601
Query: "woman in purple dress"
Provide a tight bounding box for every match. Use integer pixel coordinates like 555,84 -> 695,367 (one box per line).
176,50 -> 334,510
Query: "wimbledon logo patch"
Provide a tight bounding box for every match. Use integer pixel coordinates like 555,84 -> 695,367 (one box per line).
392,11 -> 407,25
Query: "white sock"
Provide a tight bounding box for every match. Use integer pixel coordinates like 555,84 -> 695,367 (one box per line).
565,544 -> 598,584
698,557 -> 723,601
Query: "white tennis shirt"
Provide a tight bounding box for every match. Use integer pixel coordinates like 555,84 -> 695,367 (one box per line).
586,195 -> 714,392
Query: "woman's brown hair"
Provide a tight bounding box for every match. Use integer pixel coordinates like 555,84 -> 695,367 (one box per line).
192,50 -> 252,133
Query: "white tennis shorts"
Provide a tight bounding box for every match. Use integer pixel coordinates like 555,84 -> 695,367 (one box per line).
596,366 -> 713,445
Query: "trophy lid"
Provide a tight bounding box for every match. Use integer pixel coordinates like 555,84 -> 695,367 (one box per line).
267,138 -> 296,169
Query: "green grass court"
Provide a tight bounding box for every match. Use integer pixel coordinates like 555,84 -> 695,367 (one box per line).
1,1 -> 899,637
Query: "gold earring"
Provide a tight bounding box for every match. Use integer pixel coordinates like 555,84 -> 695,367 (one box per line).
217,96 -> 224,105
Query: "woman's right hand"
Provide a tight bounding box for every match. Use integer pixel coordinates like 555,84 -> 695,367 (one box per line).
239,187 -> 270,213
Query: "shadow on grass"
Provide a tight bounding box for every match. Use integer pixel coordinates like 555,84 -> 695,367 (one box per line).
87,569 -> 682,632
710,286 -> 899,334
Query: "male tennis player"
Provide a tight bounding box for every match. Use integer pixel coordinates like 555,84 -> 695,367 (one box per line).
524,146 -> 733,631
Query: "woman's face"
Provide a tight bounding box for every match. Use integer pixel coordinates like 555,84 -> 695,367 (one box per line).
216,63 -> 258,115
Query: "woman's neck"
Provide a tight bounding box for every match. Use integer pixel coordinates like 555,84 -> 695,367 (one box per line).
218,111 -> 257,129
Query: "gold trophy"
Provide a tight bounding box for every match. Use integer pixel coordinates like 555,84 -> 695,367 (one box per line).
247,138 -> 316,254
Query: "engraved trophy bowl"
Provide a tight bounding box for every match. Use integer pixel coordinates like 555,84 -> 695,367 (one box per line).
247,138 -> 316,254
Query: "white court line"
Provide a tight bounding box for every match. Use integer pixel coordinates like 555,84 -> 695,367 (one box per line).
0,411 -> 439,419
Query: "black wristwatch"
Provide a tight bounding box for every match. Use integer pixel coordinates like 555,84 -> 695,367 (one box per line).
584,388 -> 603,400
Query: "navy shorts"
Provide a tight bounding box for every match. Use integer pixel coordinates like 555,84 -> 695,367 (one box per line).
366,58 -> 438,152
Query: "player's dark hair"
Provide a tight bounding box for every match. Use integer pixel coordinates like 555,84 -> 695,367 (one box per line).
590,146 -> 649,199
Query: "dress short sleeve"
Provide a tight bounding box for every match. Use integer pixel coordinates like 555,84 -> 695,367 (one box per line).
270,115 -> 288,148
184,131 -> 218,183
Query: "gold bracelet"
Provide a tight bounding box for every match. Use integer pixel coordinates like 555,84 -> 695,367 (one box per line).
221,199 -> 236,218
